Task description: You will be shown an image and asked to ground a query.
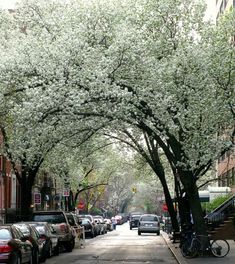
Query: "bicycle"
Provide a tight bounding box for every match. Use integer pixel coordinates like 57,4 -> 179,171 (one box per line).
180,232 -> 230,258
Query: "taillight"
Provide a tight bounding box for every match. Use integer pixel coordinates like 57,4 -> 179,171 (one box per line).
59,224 -> 68,233
0,244 -> 13,253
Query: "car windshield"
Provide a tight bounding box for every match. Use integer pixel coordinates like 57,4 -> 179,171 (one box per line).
66,215 -> 75,225
33,214 -> 65,224
132,215 -> 141,219
14,224 -> 30,235
0,228 -> 11,239
34,225 -> 46,234
141,216 -> 158,222
81,219 -> 90,224
84,216 -> 92,221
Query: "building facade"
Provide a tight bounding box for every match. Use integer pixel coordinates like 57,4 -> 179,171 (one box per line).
213,0 -> 235,191
0,133 -> 20,223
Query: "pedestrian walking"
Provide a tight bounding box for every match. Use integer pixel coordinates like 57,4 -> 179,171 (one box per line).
111,217 -> 117,230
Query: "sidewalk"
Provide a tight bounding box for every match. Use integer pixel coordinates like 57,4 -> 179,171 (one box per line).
162,231 -> 235,264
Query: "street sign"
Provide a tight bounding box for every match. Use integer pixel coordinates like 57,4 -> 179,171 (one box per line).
34,193 -> 41,205
162,203 -> 168,212
63,189 -> 70,197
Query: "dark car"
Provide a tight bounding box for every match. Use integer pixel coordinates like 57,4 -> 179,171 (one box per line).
27,222 -> 60,257
13,223 -> 46,263
129,214 -> 142,230
0,225 -> 32,264
31,211 -> 75,252
79,219 -> 95,238
79,215 -> 99,236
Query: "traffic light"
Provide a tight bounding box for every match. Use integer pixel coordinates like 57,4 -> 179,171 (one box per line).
132,187 -> 137,193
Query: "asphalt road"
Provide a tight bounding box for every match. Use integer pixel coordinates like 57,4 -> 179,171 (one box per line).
45,222 -> 178,264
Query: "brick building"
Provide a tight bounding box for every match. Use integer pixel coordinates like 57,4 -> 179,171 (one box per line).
211,0 -> 235,191
0,132 -> 20,223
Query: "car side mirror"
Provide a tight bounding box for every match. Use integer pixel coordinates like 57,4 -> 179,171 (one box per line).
68,219 -> 74,226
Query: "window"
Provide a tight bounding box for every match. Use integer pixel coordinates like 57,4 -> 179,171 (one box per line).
0,228 -> 11,239
33,214 -> 65,224
141,215 -> 159,222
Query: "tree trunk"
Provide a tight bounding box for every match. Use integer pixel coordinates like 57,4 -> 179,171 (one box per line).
68,190 -> 74,211
160,176 -> 180,233
180,171 -> 209,250
20,170 -> 34,221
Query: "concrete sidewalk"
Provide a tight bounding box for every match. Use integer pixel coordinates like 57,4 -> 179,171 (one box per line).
162,231 -> 235,264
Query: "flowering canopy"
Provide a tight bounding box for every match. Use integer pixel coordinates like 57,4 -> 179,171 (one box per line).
0,0 -> 234,180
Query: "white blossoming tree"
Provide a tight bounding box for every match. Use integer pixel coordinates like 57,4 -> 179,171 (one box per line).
0,0 -> 234,247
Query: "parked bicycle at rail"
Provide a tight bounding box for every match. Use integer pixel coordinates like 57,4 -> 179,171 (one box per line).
180,232 -> 230,258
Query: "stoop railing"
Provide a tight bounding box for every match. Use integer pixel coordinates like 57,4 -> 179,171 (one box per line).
205,195 -> 235,228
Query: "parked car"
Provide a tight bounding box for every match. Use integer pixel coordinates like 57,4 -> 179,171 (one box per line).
104,218 -> 113,231
0,224 -> 33,264
114,215 -> 123,225
79,215 -> 99,236
26,222 -> 60,257
119,213 -> 129,223
13,222 -> 46,263
65,213 -> 80,237
93,216 -> 107,234
137,214 -> 160,236
31,211 -> 75,252
79,218 -> 95,238
129,214 -> 142,230
65,213 -> 83,246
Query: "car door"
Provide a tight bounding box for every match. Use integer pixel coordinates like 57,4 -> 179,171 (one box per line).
47,224 -> 59,250
13,227 -> 32,263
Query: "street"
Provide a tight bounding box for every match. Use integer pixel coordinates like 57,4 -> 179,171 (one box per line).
45,222 -> 177,264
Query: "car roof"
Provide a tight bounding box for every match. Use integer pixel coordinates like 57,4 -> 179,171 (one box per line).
32,210 -> 65,214
20,221 -> 49,225
0,225 -> 12,228
139,214 -> 159,219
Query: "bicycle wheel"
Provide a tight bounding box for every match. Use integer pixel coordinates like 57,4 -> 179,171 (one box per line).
210,239 -> 230,257
181,240 -> 199,258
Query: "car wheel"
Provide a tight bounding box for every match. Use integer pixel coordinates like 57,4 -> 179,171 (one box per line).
28,251 -> 33,264
90,231 -> 94,238
12,254 -> 21,264
53,244 -> 60,256
48,243 -> 53,258
40,254 -> 47,263
157,231 -> 160,236
65,239 -> 74,252
33,249 -> 39,264
138,231 -> 141,235
130,226 -> 132,230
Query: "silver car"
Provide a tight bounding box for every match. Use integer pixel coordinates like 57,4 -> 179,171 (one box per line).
138,214 -> 160,236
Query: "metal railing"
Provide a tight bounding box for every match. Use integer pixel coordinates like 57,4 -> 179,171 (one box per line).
205,195 -> 235,228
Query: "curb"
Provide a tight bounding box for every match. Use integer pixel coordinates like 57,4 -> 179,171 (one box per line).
161,232 -> 187,264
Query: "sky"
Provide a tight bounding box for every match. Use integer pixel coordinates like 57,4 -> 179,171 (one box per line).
204,0 -> 216,21
0,0 -> 216,21
0,0 -> 18,8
